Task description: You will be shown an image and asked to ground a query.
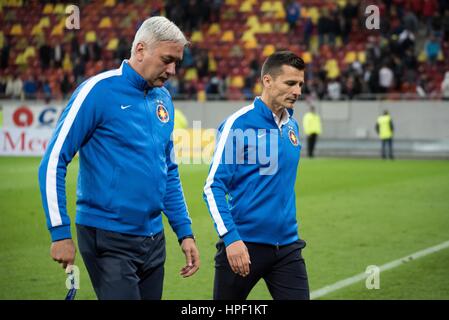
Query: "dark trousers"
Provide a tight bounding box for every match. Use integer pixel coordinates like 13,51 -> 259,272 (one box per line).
213,239 -> 309,300
76,224 -> 166,300
381,138 -> 394,159
307,134 -> 318,157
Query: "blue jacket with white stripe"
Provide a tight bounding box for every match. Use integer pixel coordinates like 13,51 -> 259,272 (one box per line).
203,97 -> 302,247
38,60 -> 192,242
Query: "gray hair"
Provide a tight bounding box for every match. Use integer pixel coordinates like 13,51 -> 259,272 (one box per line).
130,16 -> 188,56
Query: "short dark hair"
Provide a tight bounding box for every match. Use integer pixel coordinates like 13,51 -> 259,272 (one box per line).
261,51 -> 305,80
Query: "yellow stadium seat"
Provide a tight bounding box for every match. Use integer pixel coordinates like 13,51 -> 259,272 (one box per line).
43,3 -> 53,14
302,52 -> 312,64
253,82 -> 262,95
15,53 -> 26,65
207,23 -> 221,35
357,51 -> 366,64
324,59 -> 340,79
85,31 -> 97,43
10,24 -> 22,35
261,1 -> 274,12
99,17 -> 112,28
259,22 -> 273,33
262,44 -> 276,57
23,46 -> 36,59
231,76 -> 244,88
306,7 -> 320,24
184,68 -> 198,81
197,90 -> 206,102
275,8 -> 286,19
190,30 -> 204,43
53,4 -> 65,14
337,0 -> 347,8
39,17 -> 51,28
280,22 -> 289,33
63,53 -> 73,72
221,31 -> 234,42
246,15 -> 259,28
31,24 -> 43,36
273,1 -> 285,18
0,32 -> 4,48
208,53 -> 217,72
344,51 -> 356,64
239,0 -> 252,12
417,50 -> 426,62
106,38 -> 119,50
244,38 -> 258,49
104,0 -> 116,7
50,23 -> 64,36
241,30 -> 256,42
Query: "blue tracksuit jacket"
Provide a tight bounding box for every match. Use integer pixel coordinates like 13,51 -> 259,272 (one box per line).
203,97 -> 302,247
38,60 -> 192,242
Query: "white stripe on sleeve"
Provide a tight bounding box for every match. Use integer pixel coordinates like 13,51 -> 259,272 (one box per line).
46,66 -> 123,227
203,103 -> 254,236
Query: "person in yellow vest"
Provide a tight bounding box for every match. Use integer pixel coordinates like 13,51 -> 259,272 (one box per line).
375,110 -> 394,159
174,108 -> 188,130
302,105 -> 322,158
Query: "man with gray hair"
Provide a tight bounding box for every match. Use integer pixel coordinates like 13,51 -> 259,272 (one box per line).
38,16 -> 200,300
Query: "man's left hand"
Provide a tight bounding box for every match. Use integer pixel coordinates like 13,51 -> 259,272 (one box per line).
180,238 -> 200,277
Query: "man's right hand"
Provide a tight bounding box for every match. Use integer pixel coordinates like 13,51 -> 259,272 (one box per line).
50,239 -> 76,269
225,240 -> 251,277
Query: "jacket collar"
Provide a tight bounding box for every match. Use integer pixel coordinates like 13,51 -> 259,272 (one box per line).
253,96 -> 293,124
121,60 -> 150,92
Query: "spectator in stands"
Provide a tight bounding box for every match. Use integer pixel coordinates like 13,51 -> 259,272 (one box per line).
39,42 -> 53,69
285,0 -> 301,33
342,0 -> 358,44
425,34 -> 441,63
441,71 -> 449,100
5,74 -> 23,99
23,74 -> 38,99
342,75 -> 362,100
327,77 -> 342,100
379,63 -> 394,94
60,73 -> 72,100
0,73 -> 6,97
317,8 -> 332,47
1,36 -> 11,69
41,78 -> 52,100
303,16 -> 314,50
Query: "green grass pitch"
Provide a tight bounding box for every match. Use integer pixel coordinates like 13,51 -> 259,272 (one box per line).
0,157 -> 448,299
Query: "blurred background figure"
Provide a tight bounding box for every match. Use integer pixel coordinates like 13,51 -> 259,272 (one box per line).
375,110 -> 394,160
302,105 -> 322,158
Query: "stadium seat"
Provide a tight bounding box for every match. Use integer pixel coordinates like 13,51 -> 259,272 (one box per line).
99,17 -> 112,28
262,44 -> 275,57
221,31 -> 235,42
190,31 -> 204,43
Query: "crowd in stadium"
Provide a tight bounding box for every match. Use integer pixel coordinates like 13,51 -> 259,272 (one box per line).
1,0 -> 449,101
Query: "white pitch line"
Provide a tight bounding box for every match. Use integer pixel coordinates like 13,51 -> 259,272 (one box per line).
311,239 -> 449,299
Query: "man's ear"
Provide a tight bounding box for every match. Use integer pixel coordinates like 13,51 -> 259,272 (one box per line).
135,42 -> 145,62
262,74 -> 272,88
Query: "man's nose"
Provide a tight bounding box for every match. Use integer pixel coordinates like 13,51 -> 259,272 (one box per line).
293,84 -> 302,96
166,62 -> 176,76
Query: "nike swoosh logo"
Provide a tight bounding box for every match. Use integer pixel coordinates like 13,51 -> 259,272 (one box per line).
257,133 -> 266,138
121,105 -> 132,110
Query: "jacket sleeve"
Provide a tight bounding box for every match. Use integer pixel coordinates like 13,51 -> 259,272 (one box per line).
162,138 -> 193,240
203,121 -> 240,247
38,82 -> 100,242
